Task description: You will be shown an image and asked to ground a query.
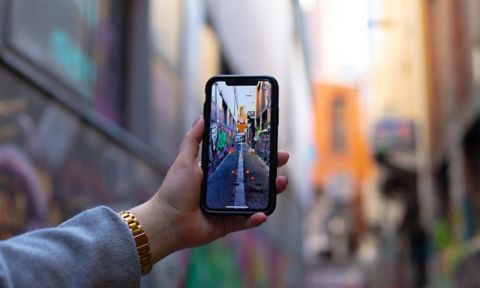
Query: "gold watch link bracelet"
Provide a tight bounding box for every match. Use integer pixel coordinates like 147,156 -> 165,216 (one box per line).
119,211 -> 153,275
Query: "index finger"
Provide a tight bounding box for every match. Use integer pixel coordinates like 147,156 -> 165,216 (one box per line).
277,150 -> 289,168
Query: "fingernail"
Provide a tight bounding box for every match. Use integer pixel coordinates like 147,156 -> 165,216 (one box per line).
192,115 -> 201,127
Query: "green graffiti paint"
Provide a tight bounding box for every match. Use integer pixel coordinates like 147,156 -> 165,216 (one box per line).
186,244 -> 243,288
217,130 -> 227,152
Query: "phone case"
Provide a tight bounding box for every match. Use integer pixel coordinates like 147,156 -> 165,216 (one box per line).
200,75 -> 279,215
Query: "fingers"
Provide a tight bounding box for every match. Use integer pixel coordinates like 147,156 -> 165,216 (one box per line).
275,175 -> 288,194
277,150 -> 289,168
276,151 -> 289,194
248,213 -> 268,227
179,116 -> 205,161
229,213 -> 267,233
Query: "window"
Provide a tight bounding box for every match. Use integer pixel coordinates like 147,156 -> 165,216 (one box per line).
331,96 -> 347,153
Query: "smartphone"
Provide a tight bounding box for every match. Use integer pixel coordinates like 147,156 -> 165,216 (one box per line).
200,75 -> 279,215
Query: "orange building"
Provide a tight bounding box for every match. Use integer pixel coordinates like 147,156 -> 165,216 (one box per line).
237,106 -> 246,133
312,83 -> 374,231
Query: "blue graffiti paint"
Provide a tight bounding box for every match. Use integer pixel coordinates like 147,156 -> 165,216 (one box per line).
49,28 -> 97,99
73,0 -> 99,29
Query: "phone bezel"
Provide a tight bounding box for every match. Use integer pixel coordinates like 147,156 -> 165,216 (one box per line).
200,75 -> 279,215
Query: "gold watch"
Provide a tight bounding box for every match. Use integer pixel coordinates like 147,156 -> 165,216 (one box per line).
119,211 -> 153,274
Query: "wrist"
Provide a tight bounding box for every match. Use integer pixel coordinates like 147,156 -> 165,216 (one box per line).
129,199 -> 179,264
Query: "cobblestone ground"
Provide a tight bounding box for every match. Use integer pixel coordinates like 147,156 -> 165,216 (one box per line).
242,148 -> 269,209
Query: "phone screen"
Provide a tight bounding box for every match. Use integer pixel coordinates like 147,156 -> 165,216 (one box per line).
202,76 -> 278,214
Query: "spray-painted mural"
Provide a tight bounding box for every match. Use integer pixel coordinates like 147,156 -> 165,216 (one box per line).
0,67 -> 160,239
150,231 -> 297,288
8,0 -> 127,123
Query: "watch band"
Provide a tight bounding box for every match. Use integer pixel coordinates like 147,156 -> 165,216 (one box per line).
119,211 -> 153,274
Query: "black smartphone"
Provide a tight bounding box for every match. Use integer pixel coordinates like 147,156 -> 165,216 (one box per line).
200,75 -> 279,215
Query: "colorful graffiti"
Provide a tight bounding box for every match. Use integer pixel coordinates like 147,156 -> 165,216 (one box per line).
0,68 -> 159,238
208,121 -> 235,176
429,205 -> 480,287
0,145 -> 47,239
49,28 -> 97,98
429,239 -> 480,287
9,0 -> 126,123
148,230 -> 298,288
255,130 -> 271,165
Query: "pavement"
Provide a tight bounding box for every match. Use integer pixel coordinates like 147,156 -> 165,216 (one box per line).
242,146 -> 269,209
207,142 -> 270,209
207,148 -> 239,208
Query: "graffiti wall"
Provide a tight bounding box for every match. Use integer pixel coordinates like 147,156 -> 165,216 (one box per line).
255,130 -> 271,165
0,66 -> 160,239
7,0 -> 127,123
208,89 -> 236,176
150,231 -> 300,288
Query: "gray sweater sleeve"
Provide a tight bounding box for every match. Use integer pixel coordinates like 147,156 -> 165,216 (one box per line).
0,206 -> 141,288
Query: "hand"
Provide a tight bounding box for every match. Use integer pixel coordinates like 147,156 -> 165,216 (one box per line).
130,116 -> 289,263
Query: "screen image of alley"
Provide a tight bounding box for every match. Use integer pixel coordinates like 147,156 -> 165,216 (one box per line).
207,81 -> 272,210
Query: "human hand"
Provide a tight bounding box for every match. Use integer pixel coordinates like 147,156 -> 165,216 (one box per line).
130,116 -> 289,263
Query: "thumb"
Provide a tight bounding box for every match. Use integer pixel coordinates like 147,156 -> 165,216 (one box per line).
178,116 -> 205,162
